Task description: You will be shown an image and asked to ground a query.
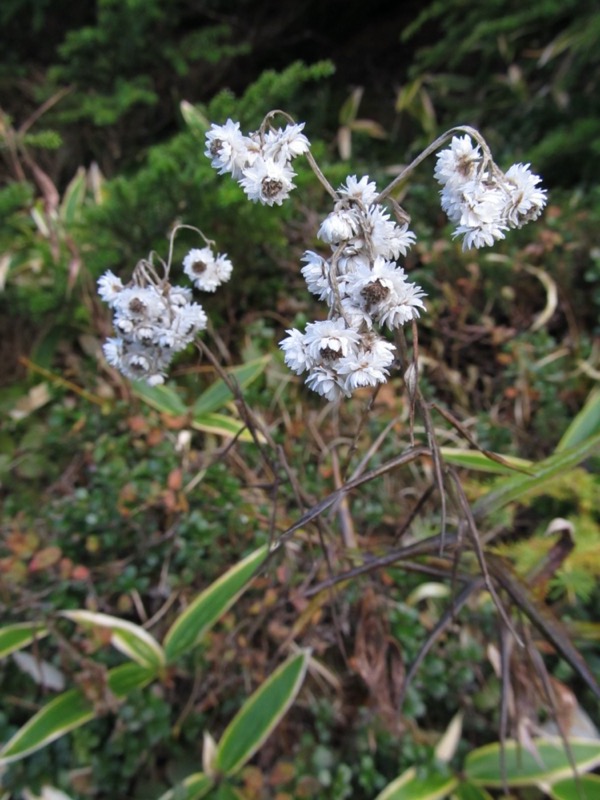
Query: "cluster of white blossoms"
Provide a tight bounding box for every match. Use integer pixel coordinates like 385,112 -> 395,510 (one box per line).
205,118 -> 310,206
98,242 -> 233,385
435,134 -> 547,250
279,175 -> 427,401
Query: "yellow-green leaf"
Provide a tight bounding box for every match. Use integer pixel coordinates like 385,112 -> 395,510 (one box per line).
156,772 -> 214,800
0,663 -> 154,765
59,167 -> 87,225
465,738 -> 600,787
440,447 -> 532,476
192,357 -> 269,417
132,382 -> 188,416
180,101 -> 210,136
375,768 -> 458,800
451,783 -> 493,800
164,545 -> 269,663
215,650 -> 310,776
61,610 -> 165,669
191,412 -> 256,442
556,388 -> 600,452
0,622 -> 48,660
548,774 -> 600,800
472,434 -> 600,521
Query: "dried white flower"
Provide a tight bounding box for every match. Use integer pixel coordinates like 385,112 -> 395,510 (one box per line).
205,119 -> 257,180
183,247 -> 233,292
239,156 -> 296,206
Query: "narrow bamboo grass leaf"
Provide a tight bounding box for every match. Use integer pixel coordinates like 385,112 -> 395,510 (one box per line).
548,774 -> 600,800
192,357 -> 269,416
59,167 -> 86,225
191,412 -> 257,442
180,100 -> 210,136
156,772 -> 214,800
440,447 -> 533,475
107,662 -> 156,696
0,622 -> 48,660
0,663 -> 154,765
375,767 -> 458,800
164,545 -> 269,663
214,649 -> 310,776
132,382 -> 188,416
487,555 -> 600,700
556,389 -> 600,452
0,689 -> 92,765
61,611 -> 165,669
465,738 -> 600,787
472,434 -> 600,520
451,783 -> 494,800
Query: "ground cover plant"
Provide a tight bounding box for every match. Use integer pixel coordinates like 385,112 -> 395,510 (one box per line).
1,4 -> 600,799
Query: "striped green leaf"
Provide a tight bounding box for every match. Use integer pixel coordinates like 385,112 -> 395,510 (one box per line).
375,767 -> 458,800
164,545 -> 269,663
215,649 -> 310,776
191,412 -> 255,441
0,622 -> 48,660
548,774 -> 600,799
451,783 -> 494,800
0,663 -> 154,765
440,447 -> 532,476
61,610 -> 165,669
192,357 -> 269,417
59,167 -> 87,225
472,434 -> 600,521
465,738 -> 600,787
556,388 -> 600,452
132,382 -> 188,416
156,772 -> 214,800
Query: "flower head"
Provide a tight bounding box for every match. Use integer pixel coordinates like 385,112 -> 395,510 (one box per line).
183,247 -> 233,292
239,157 -> 296,206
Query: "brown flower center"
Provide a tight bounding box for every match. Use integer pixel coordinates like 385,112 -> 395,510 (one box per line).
320,344 -> 342,361
191,260 -> 207,274
128,297 -> 146,314
361,280 -> 390,308
262,178 -> 283,199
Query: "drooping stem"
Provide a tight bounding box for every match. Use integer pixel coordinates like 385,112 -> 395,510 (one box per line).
260,108 -> 339,200
375,125 -> 495,204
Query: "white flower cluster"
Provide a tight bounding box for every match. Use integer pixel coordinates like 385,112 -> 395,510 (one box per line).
98,243 -> 232,385
435,135 -> 547,250
205,118 -> 310,206
280,175 -> 427,401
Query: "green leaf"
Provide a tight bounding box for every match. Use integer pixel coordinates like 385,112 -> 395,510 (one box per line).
0,622 -> 48,660
192,357 -> 269,417
191,412 -> 255,442
440,447 -> 532,476
472,434 -> 600,520
215,649 -> 310,776
163,545 -> 270,663
180,100 -> 210,137
548,774 -> 600,800
132,382 -> 188,417
0,663 -> 154,765
556,389 -> 600,452
106,662 -> 157,697
451,783 -> 494,800
156,772 -> 214,800
0,689 -> 93,766
59,166 -> 87,225
375,767 -> 458,800
61,610 -> 165,669
465,738 -> 600,787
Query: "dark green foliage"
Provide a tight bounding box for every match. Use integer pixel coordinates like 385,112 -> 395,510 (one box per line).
402,0 -> 600,185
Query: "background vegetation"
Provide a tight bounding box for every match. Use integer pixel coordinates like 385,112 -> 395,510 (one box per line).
1,1 -> 599,798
